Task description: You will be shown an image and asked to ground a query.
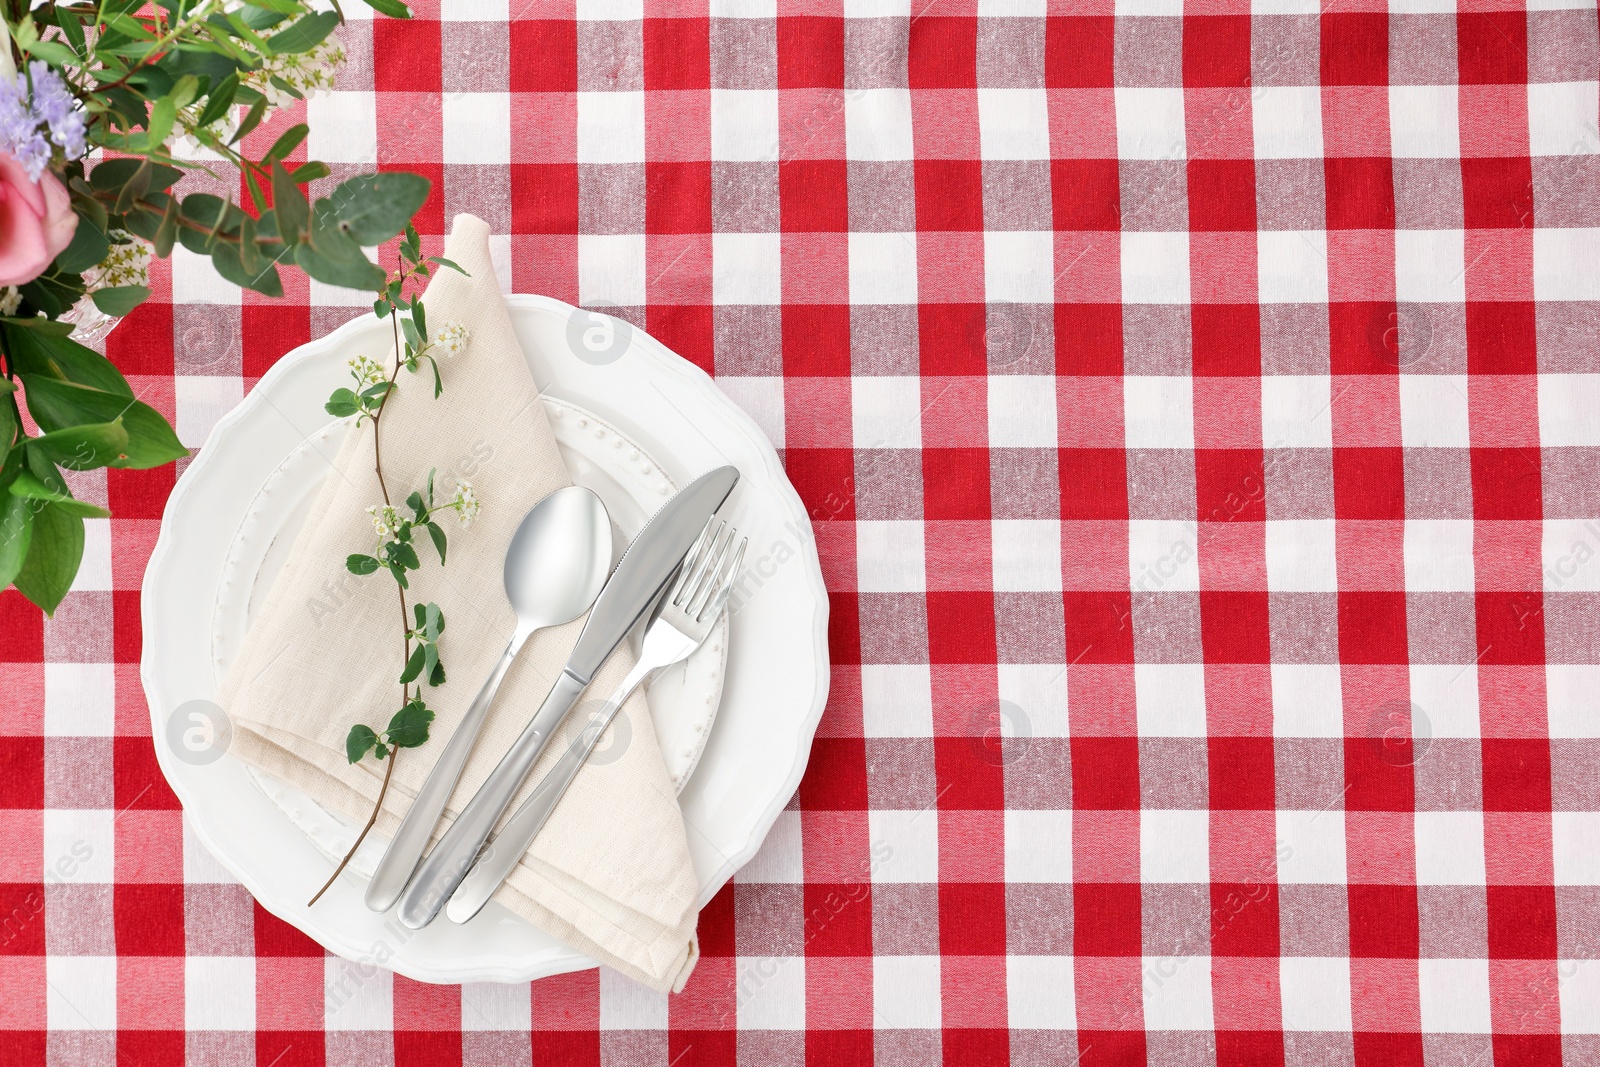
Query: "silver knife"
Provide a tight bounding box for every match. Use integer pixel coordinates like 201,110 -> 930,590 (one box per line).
394,464 -> 740,929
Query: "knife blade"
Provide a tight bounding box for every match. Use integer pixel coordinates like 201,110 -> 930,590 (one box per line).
394,464 -> 740,929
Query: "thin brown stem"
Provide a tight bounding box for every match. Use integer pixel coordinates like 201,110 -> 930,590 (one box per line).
306,746 -> 398,907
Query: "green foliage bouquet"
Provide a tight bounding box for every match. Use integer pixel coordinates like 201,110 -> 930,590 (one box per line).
0,0 -> 429,614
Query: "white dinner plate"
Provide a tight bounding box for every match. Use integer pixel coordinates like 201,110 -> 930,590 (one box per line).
140,295 -> 829,984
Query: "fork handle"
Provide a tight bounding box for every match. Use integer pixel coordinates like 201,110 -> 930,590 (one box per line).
444,658 -> 654,924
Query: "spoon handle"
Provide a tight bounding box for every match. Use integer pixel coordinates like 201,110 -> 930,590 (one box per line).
364,633 -> 521,913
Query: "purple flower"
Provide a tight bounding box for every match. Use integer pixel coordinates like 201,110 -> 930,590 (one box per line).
28,62 -> 85,161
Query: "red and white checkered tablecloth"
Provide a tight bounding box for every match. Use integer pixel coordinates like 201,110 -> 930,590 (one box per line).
3,0 -> 1599,1062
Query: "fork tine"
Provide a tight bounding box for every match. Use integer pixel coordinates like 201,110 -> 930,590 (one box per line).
667,519 -> 716,607
698,536 -> 747,622
683,523 -> 734,617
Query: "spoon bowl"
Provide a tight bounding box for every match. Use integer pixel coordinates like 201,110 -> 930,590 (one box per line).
361,484 -> 613,913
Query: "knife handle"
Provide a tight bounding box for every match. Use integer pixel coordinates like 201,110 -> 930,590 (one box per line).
396,669 -> 589,930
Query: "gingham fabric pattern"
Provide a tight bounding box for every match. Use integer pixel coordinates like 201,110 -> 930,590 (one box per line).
2,0 -> 1599,1062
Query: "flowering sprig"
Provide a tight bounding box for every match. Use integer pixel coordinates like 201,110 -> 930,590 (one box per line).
307,236 -> 472,907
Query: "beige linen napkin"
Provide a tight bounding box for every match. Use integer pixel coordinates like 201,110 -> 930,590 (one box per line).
217,214 -> 701,992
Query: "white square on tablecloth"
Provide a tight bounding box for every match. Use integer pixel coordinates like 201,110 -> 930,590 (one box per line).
1560,957 -> 1600,1032
1123,375 -> 1194,448
986,232 -> 1056,304
1419,959 -> 1492,1033
736,957 -> 805,1029
1555,812 -> 1600,885
1396,230 -> 1466,303
1399,374 -> 1470,447
1415,812 -> 1486,885
979,0 -> 1046,13
1271,664 -> 1344,737
1005,809 -> 1072,882
183,815 -> 235,884
306,92 -> 377,165
1129,520 -> 1200,593
1389,86 -> 1460,158
712,0 -> 776,13
1141,810 -> 1210,883
989,375 -> 1058,447
577,91 -> 645,164
47,957 -> 116,1030
578,233 -> 647,307
1409,664 -> 1480,737
1265,519 -> 1338,592
44,663 -> 115,737
1116,0 -> 1181,13
186,958 -> 255,1030
71,519 -> 111,593
1276,810 -> 1346,884
171,245 -> 241,305
1261,375 -> 1333,449
324,956 -> 393,1030
1121,232 -> 1191,305
844,88 -> 915,161
1115,87 -> 1186,160
1135,663 -> 1207,737
598,968 -> 667,1029
998,663 -> 1069,737
1535,229 -> 1600,301
992,520 -> 1062,592
1529,81 -> 1600,157
857,520 -> 926,592
978,89 -> 1052,160
1280,958 -> 1352,1031
862,664 -> 934,736
849,232 -> 918,305
176,375 -> 244,449
1539,373 -> 1600,446
1258,230 -> 1329,304
1141,955 -> 1213,1030
843,0 -> 908,15
441,0 -> 508,19
1547,666 -> 1600,738
1404,520 -> 1475,592
852,375 -> 922,448
869,810 -> 940,882
713,233 -> 783,305
716,376 -> 785,450
734,810 -> 804,883
577,0 -> 642,20
874,957 -> 941,1029
463,982 -> 535,1030
711,89 -> 780,162
442,93 -> 511,164
1252,87 -> 1323,159
42,808 -> 115,883
1007,957 -> 1076,1029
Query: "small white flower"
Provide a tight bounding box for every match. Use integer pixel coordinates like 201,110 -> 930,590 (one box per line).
347,355 -> 386,390
248,33 -> 346,109
83,232 -> 152,292
367,504 -> 400,540
433,322 -> 469,358
448,480 -> 479,528
0,287 -> 19,316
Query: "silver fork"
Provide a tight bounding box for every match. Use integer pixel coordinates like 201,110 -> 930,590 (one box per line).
443,518 -> 747,924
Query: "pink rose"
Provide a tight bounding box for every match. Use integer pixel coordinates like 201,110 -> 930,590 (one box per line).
0,152 -> 78,288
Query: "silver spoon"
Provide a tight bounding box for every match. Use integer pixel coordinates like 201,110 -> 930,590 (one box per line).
363,484 -> 612,913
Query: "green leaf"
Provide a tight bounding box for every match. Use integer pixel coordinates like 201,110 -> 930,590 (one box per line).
28,419 -> 131,471
195,72 -> 240,128
424,602 -> 442,640
56,12 -> 87,56
426,520 -> 446,566
0,495 -> 36,592
7,471 -> 111,518
427,256 -> 466,275
405,490 -> 424,518
345,723 -> 378,763
412,601 -> 426,629
17,377 -> 187,469
91,285 -> 152,318
421,642 -> 438,686
384,699 -> 433,748
153,194 -> 181,258
427,657 -> 445,688
387,561 -> 408,588
388,541 -> 419,570
230,95 -> 268,145
271,159 -> 309,246
296,237 -> 385,290
2,323 -> 133,396
410,300 -> 427,343
264,10 -> 338,54
289,160 -> 329,184
12,502 -> 84,616
373,298 -> 389,319
398,642 -> 425,685
361,0 -> 412,17
263,123 -> 309,163
55,217 -> 113,274
358,381 -> 391,403
113,159 -> 153,215
346,553 -> 380,575
324,388 -> 359,417
209,240 -> 285,297
326,173 -> 431,247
